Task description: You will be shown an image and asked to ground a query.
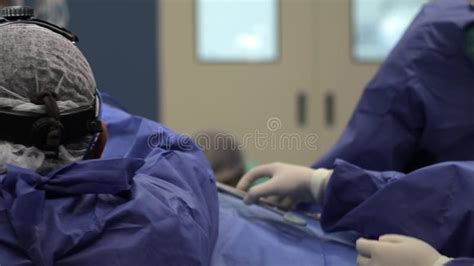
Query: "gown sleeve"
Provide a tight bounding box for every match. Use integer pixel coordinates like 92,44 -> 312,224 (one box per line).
444,258 -> 474,266
321,159 -> 474,257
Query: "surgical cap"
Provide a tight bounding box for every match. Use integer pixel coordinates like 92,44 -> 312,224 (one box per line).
0,24 -> 97,174
0,24 -> 96,112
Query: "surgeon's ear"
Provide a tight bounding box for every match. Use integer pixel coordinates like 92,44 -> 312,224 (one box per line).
91,121 -> 108,159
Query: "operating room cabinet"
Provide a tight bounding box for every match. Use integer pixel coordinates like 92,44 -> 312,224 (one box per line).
159,0 -> 378,166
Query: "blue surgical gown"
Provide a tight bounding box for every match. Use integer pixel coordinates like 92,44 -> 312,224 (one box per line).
446,258 -> 474,265
321,160 -> 474,258
314,0 -> 474,173
310,0 -> 474,259
0,103 -> 218,265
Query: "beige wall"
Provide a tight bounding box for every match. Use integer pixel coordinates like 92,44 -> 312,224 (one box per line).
159,0 -> 378,166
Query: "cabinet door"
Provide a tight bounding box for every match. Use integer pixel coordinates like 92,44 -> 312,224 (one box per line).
313,0 -> 378,160
160,0 -> 377,165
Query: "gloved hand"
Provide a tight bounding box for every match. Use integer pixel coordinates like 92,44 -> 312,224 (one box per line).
236,162 -> 333,205
356,235 -> 452,266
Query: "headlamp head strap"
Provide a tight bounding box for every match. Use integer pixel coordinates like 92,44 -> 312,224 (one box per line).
0,6 -> 79,42
30,92 -> 63,158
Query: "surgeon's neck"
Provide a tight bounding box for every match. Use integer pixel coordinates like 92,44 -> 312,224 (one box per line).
90,122 -> 108,159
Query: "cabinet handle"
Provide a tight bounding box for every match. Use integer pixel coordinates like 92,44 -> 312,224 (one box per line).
325,92 -> 335,127
297,92 -> 307,128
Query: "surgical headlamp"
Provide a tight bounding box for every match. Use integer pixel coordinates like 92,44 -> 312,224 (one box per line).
0,6 -> 102,159
0,6 -> 78,42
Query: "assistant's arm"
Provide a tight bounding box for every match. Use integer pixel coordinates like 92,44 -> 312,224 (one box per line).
322,159 -> 474,257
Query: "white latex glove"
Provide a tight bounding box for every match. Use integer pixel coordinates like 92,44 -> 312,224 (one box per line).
356,235 -> 452,266
236,162 -> 333,205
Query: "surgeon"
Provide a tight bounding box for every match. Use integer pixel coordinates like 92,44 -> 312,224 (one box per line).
237,0 -> 474,264
0,6 -> 217,265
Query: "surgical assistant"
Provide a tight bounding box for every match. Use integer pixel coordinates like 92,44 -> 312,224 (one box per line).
314,0 -> 474,259
239,0 -> 474,262
315,0 -> 474,172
